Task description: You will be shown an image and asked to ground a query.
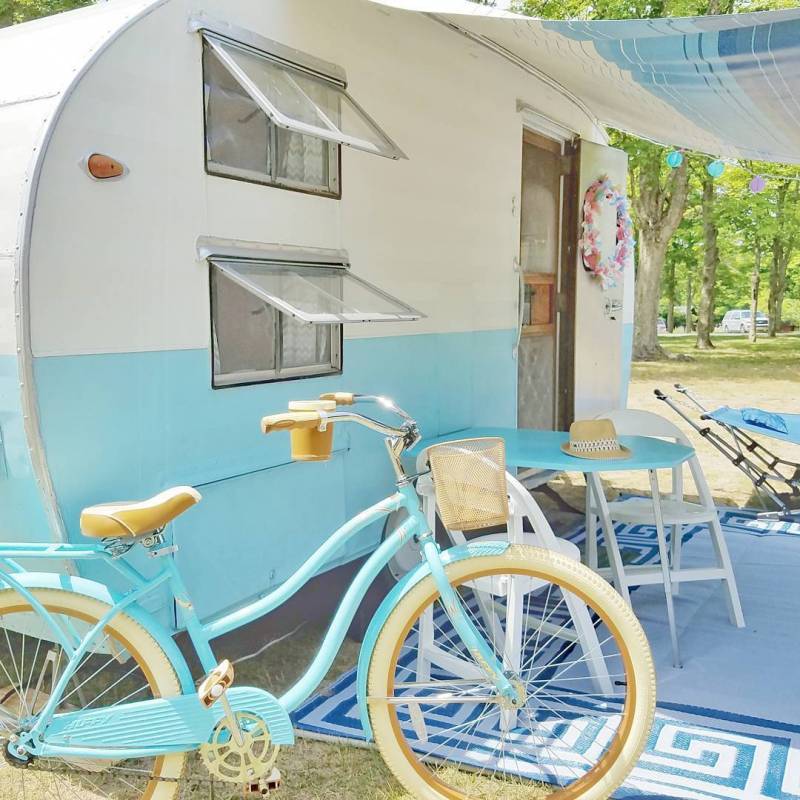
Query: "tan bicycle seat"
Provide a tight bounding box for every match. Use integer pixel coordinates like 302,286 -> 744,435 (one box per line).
80,486 -> 201,539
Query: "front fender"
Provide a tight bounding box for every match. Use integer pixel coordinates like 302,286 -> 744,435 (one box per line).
3,572 -> 194,693
356,541 -> 510,741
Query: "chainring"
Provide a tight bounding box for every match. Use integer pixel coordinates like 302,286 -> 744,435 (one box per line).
199,711 -> 279,784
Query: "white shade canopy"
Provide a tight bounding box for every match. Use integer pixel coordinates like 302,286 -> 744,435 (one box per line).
368,0 -> 800,164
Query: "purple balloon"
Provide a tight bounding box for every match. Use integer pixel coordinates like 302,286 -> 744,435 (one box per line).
749,175 -> 766,194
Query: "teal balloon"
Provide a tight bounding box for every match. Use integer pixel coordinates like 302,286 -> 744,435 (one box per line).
666,151 -> 683,168
707,159 -> 725,178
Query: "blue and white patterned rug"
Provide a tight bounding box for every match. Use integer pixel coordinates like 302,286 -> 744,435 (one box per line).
293,506 -> 800,799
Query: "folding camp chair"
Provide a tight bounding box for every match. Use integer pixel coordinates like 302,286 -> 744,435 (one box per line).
657,384 -> 800,520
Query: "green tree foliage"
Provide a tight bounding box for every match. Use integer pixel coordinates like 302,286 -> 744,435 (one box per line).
0,0 -> 93,27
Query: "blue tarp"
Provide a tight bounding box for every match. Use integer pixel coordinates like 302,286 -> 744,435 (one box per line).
370,1 -> 800,163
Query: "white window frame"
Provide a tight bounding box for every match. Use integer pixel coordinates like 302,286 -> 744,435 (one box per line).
203,239 -> 423,387
210,260 -> 343,388
202,40 -> 341,196
193,16 -> 406,162
212,259 -> 423,324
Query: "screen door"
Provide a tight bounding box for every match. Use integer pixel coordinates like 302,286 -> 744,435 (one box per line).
517,130 -> 577,430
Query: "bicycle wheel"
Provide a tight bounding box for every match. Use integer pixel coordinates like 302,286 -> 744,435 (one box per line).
367,545 -> 655,800
0,587 -> 185,800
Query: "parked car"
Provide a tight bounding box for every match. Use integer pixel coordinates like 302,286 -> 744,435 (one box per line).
657,317 -> 668,333
721,308 -> 769,333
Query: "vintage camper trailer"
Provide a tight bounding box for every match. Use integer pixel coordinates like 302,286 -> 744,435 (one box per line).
0,0 -> 633,627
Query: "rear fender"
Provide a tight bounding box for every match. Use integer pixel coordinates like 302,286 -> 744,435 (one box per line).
355,541 -> 510,741
1,572 -> 194,693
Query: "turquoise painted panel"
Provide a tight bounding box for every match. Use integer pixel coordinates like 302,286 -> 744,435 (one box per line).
0,355 -> 53,543
173,453 -> 349,621
32,330 -> 516,627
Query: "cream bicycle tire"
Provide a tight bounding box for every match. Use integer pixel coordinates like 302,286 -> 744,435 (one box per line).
367,545 -> 655,800
0,587 -> 185,800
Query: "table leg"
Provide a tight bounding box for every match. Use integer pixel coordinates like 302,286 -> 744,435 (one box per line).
586,473 -> 630,605
585,481 -> 599,570
648,469 -> 682,669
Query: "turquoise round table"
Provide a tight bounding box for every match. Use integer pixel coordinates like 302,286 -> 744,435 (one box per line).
413,426 -> 695,667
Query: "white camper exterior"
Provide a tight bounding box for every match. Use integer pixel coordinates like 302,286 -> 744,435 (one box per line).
0,0 -> 633,626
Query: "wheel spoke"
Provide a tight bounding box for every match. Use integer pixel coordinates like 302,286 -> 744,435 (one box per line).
0,591 -> 185,800
368,549 -> 654,798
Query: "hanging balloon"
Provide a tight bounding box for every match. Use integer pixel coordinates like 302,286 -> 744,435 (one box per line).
666,150 -> 684,168
749,174 -> 766,194
707,159 -> 725,178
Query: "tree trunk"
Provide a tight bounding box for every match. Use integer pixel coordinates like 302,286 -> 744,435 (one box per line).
685,271 -> 693,333
696,172 -> 719,349
749,243 -> 761,343
767,181 -> 797,338
631,158 -> 689,360
768,241 -> 788,337
665,259 -> 675,333
633,234 -> 670,359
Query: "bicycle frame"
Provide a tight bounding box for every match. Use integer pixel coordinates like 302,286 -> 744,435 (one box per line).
0,481 -> 515,761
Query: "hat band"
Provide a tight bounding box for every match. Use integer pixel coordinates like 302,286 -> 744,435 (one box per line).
570,438 -> 619,453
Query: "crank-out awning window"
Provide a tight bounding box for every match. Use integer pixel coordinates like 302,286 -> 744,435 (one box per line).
203,33 -> 406,161
211,259 -> 424,324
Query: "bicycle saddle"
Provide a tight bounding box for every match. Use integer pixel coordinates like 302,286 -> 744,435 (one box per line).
80,486 -> 201,538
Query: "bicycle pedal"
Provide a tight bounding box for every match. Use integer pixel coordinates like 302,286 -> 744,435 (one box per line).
243,768 -> 281,796
198,659 -> 234,708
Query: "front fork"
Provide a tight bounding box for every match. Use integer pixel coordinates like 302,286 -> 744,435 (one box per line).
401,485 -> 517,704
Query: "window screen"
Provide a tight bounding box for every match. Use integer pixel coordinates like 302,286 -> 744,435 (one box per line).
204,34 -> 406,161
203,42 -> 339,195
212,260 -> 423,324
211,265 -> 341,388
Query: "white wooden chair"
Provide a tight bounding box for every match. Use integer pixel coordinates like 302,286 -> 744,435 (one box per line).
414,452 -> 612,729
586,408 -> 745,628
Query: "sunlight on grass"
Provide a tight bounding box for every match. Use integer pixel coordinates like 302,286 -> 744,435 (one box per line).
635,332 -> 800,384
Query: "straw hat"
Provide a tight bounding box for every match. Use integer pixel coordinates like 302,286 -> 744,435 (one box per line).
561,418 -> 631,460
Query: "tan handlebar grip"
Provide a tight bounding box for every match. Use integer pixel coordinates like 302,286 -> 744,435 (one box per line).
261,411 -> 323,434
319,392 -> 355,406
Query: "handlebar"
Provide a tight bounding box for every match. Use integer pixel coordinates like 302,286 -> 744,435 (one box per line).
319,392 -> 414,422
319,392 -> 356,406
261,393 -> 419,445
261,411 -> 327,434
261,392 -> 420,481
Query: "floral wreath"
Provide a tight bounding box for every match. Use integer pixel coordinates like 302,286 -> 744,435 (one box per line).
580,175 -> 634,290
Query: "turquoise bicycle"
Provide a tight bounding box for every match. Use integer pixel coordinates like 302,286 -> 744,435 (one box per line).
0,393 -> 654,799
